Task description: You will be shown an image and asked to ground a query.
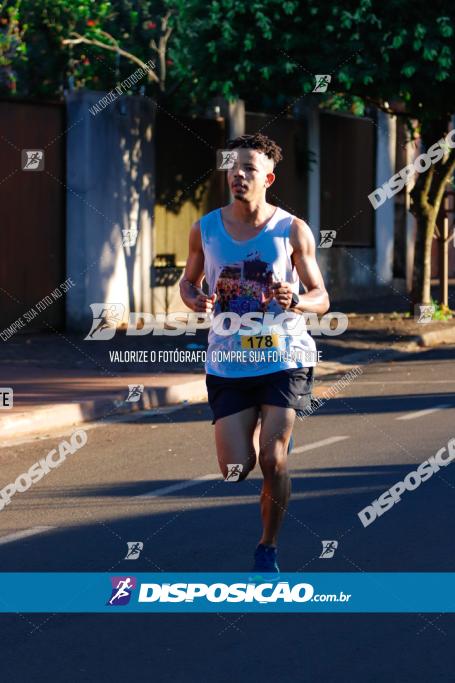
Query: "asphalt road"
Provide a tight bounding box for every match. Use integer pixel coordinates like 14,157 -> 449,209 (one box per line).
0,346 -> 454,682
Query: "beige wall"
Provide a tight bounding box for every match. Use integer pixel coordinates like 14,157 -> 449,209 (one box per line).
152,113 -> 227,313
153,196 -> 212,313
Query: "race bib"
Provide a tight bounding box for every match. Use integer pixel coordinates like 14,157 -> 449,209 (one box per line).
240,333 -> 280,349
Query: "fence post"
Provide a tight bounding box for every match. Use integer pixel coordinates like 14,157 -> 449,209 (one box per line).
211,97 -> 245,139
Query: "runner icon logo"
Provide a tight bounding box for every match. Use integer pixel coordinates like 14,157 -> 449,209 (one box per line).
415,304 -> 435,324
85,303 -> 125,340
126,385 -> 144,402
21,150 -> 45,171
318,230 -> 336,248
225,464 -> 243,481
319,540 -> 338,558
122,229 -> 139,247
313,75 -> 331,93
125,542 -> 144,560
216,150 -> 238,170
107,576 -> 137,606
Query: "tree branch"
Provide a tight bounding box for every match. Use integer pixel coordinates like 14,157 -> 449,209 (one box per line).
157,10 -> 173,92
62,32 -> 160,85
410,162 -> 434,218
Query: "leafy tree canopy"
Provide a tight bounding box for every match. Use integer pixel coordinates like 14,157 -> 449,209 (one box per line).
170,0 -> 455,132
3,0 -> 454,131
0,0 -> 170,98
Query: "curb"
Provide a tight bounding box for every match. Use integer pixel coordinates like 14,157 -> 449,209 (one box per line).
417,325 -> 455,347
0,378 -> 207,441
317,328 -> 455,375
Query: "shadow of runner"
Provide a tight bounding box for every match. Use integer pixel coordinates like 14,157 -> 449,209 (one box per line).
0,459 -> 454,574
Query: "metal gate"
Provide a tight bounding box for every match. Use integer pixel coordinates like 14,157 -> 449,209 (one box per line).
0,99 -> 66,332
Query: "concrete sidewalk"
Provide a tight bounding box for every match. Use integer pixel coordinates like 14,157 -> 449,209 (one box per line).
0,366 -> 208,440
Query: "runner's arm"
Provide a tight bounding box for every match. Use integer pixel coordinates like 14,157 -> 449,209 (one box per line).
272,217 -> 329,314
179,221 -> 216,313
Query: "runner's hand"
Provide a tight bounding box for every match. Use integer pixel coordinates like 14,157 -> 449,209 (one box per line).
271,282 -> 293,308
193,293 -> 216,313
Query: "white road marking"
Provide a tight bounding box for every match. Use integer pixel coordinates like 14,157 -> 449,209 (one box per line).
135,473 -> 220,499
138,437 -> 351,497
0,526 -> 54,546
292,436 -> 350,454
396,404 -> 452,421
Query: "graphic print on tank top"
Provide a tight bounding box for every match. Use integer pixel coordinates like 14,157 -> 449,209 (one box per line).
214,251 -> 276,316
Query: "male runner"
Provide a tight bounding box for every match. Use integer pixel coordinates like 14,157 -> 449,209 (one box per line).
180,133 -> 329,572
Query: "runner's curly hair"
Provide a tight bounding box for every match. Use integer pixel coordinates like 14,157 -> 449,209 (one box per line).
226,133 -> 283,167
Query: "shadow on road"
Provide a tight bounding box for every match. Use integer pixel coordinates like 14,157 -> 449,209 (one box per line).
2,457 -> 454,574
97,389 -> 455,426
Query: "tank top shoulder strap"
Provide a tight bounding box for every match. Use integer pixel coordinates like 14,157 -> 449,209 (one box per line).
269,208 -> 294,266
272,207 -> 294,237
199,208 -> 220,248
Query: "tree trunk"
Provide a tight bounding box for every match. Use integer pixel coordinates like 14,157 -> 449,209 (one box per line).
411,208 -> 436,306
410,119 -> 455,308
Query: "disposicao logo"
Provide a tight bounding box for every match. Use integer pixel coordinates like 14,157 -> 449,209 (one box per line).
137,582 -> 314,604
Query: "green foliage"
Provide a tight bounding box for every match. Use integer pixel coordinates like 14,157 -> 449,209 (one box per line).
430,299 -> 453,321
2,0 -> 455,126
0,0 -> 169,98
0,0 -> 27,93
169,0 -> 455,121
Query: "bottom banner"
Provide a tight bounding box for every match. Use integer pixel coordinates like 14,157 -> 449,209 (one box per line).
0,573 -> 454,613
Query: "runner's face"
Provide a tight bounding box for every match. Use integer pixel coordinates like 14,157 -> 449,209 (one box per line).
228,149 -> 275,202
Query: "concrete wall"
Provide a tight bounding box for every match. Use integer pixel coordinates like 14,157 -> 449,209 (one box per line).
374,110 -> 396,286
66,90 -> 155,331
305,104 -> 320,240
316,247 -> 377,300
306,106 -> 384,299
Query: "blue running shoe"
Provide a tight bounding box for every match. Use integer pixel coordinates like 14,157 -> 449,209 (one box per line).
253,544 -> 280,572
287,434 -> 294,454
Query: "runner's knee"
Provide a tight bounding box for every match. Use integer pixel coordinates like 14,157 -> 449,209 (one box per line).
259,447 -> 288,477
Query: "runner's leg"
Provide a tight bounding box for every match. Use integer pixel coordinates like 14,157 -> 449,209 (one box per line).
215,406 -> 260,480
253,417 -> 261,458
258,404 -> 295,546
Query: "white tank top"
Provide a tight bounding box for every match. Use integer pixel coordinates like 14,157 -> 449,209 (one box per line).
200,206 -> 316,377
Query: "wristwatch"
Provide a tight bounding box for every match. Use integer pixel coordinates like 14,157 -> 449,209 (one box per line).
289,293 -> 299,309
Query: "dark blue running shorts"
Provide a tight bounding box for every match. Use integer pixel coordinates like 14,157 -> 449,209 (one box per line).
206,366 -> 314,424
